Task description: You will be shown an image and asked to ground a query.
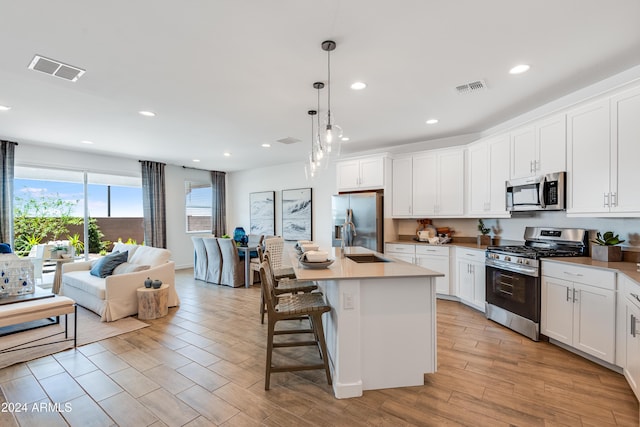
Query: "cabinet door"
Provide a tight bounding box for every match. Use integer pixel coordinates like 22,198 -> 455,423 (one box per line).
437,149 -> 464,216
487,135 -> 511,215
566,100 -> 611,214
359,157 -> 384,189
573,283 -> 616,363
536,114 -> 566,175
412,153 -> 437,216
625,301 -> 640,399
611,86 -> 640,214
416,255 -> 449,295
471,260 -> 486,312
392,157 -> 413,217
337,160 -> 360,191
466,142 -> 489,216
457,260 -> 474,305
510,126 -> 536,179
541,276 -> 573,345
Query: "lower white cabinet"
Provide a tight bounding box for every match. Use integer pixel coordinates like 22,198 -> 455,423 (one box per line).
455,248 -> 485,312
385,243 -> 415,264
541,261 -> 616,364
415,245 -> 450,295
620,275 -> 640,400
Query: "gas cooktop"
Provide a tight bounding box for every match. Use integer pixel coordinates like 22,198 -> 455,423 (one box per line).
486,245 -> 583,259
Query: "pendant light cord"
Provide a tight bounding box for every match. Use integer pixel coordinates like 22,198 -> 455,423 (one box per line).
327,48 -> 332,126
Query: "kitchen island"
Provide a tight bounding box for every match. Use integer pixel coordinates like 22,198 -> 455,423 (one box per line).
289,246 -> 443,399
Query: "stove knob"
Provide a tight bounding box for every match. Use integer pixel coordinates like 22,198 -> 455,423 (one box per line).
505,256 -> 511,262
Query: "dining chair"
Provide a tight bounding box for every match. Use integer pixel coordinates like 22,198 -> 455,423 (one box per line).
202,237 -> 222,285
218,238 -> 243,287
191,236 -> 208,281
259,260 -> 331,390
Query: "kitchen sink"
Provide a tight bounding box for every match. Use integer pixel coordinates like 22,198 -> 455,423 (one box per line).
344,254 -> 390,263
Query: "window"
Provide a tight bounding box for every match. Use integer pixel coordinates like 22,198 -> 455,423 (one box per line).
185,181 -> 212,232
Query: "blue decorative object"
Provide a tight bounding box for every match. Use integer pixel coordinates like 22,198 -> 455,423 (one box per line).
233,227 -> 246,244
0,243 -> 11,253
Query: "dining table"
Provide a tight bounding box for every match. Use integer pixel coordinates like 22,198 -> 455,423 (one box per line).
236,245 -> 258,288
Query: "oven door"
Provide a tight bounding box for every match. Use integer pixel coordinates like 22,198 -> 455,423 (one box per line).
485,266 -> 540,322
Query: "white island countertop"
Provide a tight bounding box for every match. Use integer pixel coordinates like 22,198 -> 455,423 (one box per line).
289,246 -> 444,281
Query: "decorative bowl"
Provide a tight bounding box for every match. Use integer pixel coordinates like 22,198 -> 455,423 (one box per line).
299,258 -> 334,269
300,243 -> 319,253
304,250 -> 328,263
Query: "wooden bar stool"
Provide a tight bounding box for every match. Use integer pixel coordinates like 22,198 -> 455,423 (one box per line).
260,251 -> 317,324
259,261 -> 332,390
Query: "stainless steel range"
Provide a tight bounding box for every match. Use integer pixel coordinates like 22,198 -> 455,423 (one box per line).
485,227 -> 588,341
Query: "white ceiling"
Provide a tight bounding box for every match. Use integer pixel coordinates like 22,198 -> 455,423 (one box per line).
0,0 -> 639,172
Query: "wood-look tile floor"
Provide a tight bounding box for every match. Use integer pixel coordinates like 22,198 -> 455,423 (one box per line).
1,269 -> 638,426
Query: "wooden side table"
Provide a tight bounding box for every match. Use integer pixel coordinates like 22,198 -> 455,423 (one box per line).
136,284 -> 169,320
49,258 -> 74,294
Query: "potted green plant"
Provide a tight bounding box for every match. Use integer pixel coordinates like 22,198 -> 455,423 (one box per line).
591,231 -> 625,262
477,219 -> 491,246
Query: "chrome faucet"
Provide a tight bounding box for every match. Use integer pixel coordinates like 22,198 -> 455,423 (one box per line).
343,209 -> 357,247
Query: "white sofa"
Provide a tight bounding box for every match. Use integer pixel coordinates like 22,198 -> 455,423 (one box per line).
61,243 -> 179,321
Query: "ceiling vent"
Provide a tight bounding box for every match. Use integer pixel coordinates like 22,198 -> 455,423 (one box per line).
276,137 -> 301,145
28,55 -> 86,82
455,79 -> 487,95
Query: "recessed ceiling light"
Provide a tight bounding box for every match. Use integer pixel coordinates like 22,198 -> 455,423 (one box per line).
80,140 -> 94,145
192,159 -> 200,163
138,110 -> 156,117
223,152 -> 231,157
350,82 -> 367,90
0,105 -> 11,111
426,119 -> 439,125
261,143 -> 271,148
509,64 -> 530,75
341,137 -> 350,142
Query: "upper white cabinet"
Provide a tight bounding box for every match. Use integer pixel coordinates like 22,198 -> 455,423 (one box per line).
392,148 -> 464,218
567,86 -> 640,216
336,155 -> 385,192
510,114 -> 566,179
466,134 -> 510,217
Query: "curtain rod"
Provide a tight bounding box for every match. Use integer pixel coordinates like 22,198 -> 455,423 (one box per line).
182,165 -> 225,174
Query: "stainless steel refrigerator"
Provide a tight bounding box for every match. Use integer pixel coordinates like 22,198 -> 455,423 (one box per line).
331,191 -> 384,253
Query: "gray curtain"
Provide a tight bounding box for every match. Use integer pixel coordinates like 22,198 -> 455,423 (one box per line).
211,170 -> 226,237
140,160 -> 166,248
0,141 -> 17,245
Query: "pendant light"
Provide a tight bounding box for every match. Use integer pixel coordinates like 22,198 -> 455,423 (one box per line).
304,110 -> 318,180
313,81 -> 328,170
321,40 -> 343,157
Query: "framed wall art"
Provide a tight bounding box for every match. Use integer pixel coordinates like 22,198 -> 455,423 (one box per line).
282,187 -> 312,241
249,191 -> 275,235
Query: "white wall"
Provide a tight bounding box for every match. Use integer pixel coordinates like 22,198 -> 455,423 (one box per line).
227,161 -> 337,251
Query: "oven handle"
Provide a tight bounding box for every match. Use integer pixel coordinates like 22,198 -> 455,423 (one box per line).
539,176 -> 546,209
497,282 -> 514,296
486,259 -> 538,277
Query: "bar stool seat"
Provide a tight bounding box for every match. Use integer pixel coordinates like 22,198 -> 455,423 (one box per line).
259,261 -> 331,390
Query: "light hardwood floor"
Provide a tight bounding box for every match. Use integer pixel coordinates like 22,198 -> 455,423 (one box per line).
1,269 -> 638,426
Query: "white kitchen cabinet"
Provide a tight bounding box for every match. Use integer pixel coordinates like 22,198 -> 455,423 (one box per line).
541,261 -> 616,363
391,157 -> 413,217
466,134 -> 510,217
384,243 -> 414,264
620,275 -> 640,400
391,148 -> 464,218
510,114 -> 566,179
337,156 -> 384,192
567,87 -> 640,216
455,248 -> 485,312
415,245 -> 450,295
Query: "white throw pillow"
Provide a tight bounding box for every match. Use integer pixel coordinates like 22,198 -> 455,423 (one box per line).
112,262 -> 151,275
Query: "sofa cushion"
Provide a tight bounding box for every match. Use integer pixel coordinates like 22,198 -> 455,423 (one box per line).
112,242 -> 139,261
129,246 -> 171,267
112,262 -> 150,275
63,271 -> 106,299
90,251 -> 129,278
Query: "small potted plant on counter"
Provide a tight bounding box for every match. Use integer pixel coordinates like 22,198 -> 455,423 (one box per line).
591,231 -> 625,262
477,219 -> 491,246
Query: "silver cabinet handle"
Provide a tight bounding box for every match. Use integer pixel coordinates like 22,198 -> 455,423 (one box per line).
631,293 -> 640,304
563,271 -> 583,277
604,193 -> 609,208
611,192 -> 617,207
632,314 -> 637,338
566,287 -> 571,302
573,288 -> 578,303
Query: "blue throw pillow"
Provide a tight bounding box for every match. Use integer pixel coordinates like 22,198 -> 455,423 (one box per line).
0,243 -> 11,253
90,251 -> 129,278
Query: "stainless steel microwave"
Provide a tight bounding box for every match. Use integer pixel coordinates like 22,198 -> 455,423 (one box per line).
506,172 -> 566,212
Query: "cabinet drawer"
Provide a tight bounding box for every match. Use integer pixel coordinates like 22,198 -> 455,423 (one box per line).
415,245 -> 449,257
542,261 -> 616,290
621,274 -> 640,307
385,244 -> 415,254
455,248 -> 486,262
